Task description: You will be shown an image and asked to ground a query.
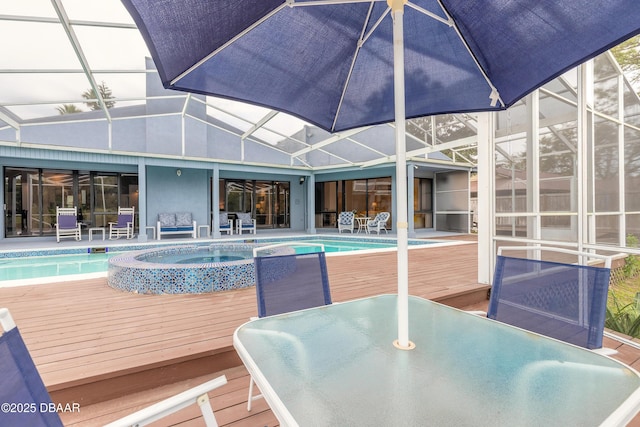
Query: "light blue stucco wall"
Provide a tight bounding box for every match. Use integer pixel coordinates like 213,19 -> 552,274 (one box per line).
145,166 -> 209,228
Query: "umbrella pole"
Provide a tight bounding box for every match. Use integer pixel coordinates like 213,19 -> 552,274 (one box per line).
389,0 -> 414,351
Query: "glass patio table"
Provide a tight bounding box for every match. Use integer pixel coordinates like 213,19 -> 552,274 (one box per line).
233,294 -> 640,427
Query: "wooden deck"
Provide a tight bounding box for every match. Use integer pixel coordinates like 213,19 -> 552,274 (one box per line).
2,235 -> 640,426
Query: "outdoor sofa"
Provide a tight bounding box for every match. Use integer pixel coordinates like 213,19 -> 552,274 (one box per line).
156,212 -> 196,240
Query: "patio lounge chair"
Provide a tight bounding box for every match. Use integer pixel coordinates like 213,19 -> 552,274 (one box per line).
246,243 -> 332,411
478,246 -> 615,354
338,211 -> 355,233
109,207 -> 135,240
0,307 -> 227,427
367,212 -> 390,234
219,212 -> 233,235
55,206 -> 81,243
236,212 -> 256,235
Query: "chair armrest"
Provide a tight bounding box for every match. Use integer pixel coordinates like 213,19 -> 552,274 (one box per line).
104,375 -> 227,427
592,347 -> 618,356
466,310 -> 487,316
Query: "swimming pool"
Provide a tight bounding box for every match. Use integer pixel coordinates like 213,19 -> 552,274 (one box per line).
0,235 -> 446,286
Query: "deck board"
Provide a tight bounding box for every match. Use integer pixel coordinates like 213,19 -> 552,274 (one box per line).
5,235 -> 640,426
0,239 -> 484,393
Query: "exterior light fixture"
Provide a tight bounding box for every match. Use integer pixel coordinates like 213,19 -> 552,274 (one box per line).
176,169 -> 182,176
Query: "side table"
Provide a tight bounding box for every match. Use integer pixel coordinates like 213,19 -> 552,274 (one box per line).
198,225 -> 211,238
145,226 -> 156,240
88,227 -> 105,241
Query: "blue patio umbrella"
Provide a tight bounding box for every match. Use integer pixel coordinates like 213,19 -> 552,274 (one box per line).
122,0 -> 640,349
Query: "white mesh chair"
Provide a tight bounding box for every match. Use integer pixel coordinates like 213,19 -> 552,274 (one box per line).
0,308 -> 227,427
367,212 -> 390,234
337,211 -> 355,233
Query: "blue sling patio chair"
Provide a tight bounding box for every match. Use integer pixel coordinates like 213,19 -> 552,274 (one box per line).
0,308 -> 228,427
476,246 -> 615,354
245,242 -> 332,411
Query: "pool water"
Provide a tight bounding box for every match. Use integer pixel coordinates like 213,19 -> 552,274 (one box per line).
292,239 -> 399,253
143,249 -> 252,264
174,255 -> 245,263
0,237 -> 436,283
0,252 -> 118,282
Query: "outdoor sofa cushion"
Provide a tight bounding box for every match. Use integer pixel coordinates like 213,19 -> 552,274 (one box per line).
220,212 -> 230,227
158,213 -> 176,228
158,213 -> 194,231
175,212 -> 193,227
237,212 -> 252,224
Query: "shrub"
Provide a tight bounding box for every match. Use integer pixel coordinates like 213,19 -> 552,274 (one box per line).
606,293 -> 640,338
624,234 -> 640,278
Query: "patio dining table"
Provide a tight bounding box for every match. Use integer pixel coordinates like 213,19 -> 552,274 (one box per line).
233,294 -> 640,427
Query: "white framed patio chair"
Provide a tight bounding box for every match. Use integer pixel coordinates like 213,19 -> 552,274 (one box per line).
0,307 -> 227,427
246,243 -> 332,411
236,212 -> 256,235
367,212 -> 390,234
337,211 -> 355,233
475,246 -> 616,355
218,212 -> 233,235
109,207 -> 135,240
55,206 -> 81,243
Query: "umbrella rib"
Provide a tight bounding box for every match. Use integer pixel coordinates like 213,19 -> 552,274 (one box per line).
332,3 -> 388,132
408,0 -> 505,108
169,4 -> 287,86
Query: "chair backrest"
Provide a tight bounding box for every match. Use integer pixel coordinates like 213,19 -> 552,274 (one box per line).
57,207 -> 78,229
253,246 -> 332,318
219,212 -> 230,226
57,214 -> 78,229
338,211 -> 354,225
116,207 -> 135,228
236,212 -> 253,225
371,212 -> 390,225
0,308 -> 64,427
488,247 -> 612,350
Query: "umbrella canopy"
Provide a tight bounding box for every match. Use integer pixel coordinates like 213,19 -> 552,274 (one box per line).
122,0 -> 640,348
123,0 -> 640,133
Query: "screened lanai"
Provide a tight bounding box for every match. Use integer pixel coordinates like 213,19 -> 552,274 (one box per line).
0,1 -> 478,168
2,1 -> 640,286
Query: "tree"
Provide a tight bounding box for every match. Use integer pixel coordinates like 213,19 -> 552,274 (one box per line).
611,35 -> 640,91
56,104 -> 83,115
81,81 -> 116,111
